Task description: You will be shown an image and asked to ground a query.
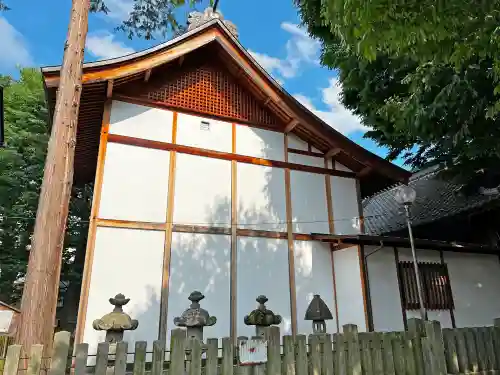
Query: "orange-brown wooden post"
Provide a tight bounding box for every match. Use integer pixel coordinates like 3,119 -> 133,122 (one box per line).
15,0 -> 90,354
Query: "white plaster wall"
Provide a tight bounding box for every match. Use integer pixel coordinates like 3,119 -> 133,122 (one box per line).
365,246 -> 500,331
237,237 -> 291,337
288,153 -> 324,168
99,143 -> 170,222
294,240 -> 337,334
333,246 -> 366,330
330,176 -> 361,235
167,232 -> 231,344
290,171 -> 329,234
173,154 -> 231,227
236,126 -> 284,161
288,134 -> 308,151
444,252 -> 500,327
83,227 -> 164,362
109,101 -> 173,143
176,112 -> 232,153
365,246 -> 404,332
237,163 -> 286,232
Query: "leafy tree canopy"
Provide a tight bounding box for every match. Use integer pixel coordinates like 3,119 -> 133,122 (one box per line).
296,0 -> 500,187
0,69 -> 91,305
305,1 -> 500,110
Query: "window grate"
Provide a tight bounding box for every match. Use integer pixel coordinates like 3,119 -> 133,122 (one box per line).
398,261 -> 454,310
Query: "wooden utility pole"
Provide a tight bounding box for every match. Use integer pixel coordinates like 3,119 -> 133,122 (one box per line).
16,0 -> 90,353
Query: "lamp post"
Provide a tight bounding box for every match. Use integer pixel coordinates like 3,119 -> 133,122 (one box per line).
394,185 -> 427,321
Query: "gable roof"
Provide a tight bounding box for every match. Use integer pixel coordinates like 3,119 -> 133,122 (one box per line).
42,19 -> 410,196
363,166 -> 500,235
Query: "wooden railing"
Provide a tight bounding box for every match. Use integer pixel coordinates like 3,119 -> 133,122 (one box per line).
2,319 -> 500,375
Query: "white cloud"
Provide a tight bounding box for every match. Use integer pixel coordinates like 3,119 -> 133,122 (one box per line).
86,32 -> 135,60
0,17 -> 33,68
248,22 -> 320,82
293,78 -> 367,135
248,49 -> 297,80
281,22 -> 320,65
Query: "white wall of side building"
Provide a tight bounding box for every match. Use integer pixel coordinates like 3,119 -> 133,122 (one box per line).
366,245 -> 500,332
81,100 -> 366,357
332,246 -> 367,331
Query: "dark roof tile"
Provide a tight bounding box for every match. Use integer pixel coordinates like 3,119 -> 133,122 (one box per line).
363,167 -> 500,235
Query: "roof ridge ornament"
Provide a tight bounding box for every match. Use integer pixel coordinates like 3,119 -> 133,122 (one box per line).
186,7 -> 238,39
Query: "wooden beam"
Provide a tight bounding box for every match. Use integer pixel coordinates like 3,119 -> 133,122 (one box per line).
74,100 -> 112,345
355,178 -> 365,233
16,0 -> 91,353
325,147 -> 342,158
172,224 -> 312,240
324,157 -> 340,332
159,112 -> 178,344
358,244 -> 370,331
95,218 -> 164,231
44,30 -> 218,87
107,134 -> 358,179
263,97 -> 271,106
393,247 -> 408,330
284,119 -> 299,133
106,80 -> 114,98
230,123 -> 237,343
144,69 -> 152,82
284,134 -> 298,336
288,148 -> 324,158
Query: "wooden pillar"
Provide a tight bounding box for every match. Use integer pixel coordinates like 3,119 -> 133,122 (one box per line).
15,0 -> 90,353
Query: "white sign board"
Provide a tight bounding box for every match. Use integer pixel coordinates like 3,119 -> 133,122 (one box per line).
238,339 -> 267,365
0,310 -> 13,333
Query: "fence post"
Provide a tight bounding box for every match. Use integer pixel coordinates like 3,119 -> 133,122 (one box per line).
48,331 -> 71,375
422,320 -> 446,375
343,324 -> 361,375
407,318 -> 425,375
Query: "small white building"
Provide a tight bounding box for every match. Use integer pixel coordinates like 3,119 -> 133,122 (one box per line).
41,9 -> 499,360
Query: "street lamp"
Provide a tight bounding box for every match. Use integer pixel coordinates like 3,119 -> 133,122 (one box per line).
394,185 -> 427,321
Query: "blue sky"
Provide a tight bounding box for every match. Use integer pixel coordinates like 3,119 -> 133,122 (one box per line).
0,0 -> 401,165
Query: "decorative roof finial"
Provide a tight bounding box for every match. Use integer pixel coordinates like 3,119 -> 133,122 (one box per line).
186,6 -> 238,39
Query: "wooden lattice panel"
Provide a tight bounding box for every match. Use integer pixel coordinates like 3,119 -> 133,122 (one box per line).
137,63 -> 281,127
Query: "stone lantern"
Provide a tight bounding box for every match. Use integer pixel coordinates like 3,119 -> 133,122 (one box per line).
244,295 -> 282,336
174,291 -> 217,341
304,294 -> 333,334
93,293 -> 139,343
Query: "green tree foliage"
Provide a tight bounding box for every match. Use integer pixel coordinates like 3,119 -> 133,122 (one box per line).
296,0 -> 500,184
92,0 -> 214,40
0,69 -> 91,306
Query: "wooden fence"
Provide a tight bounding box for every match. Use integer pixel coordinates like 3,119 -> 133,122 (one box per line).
3,319 -> 500,375
0,336 -> 14,373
